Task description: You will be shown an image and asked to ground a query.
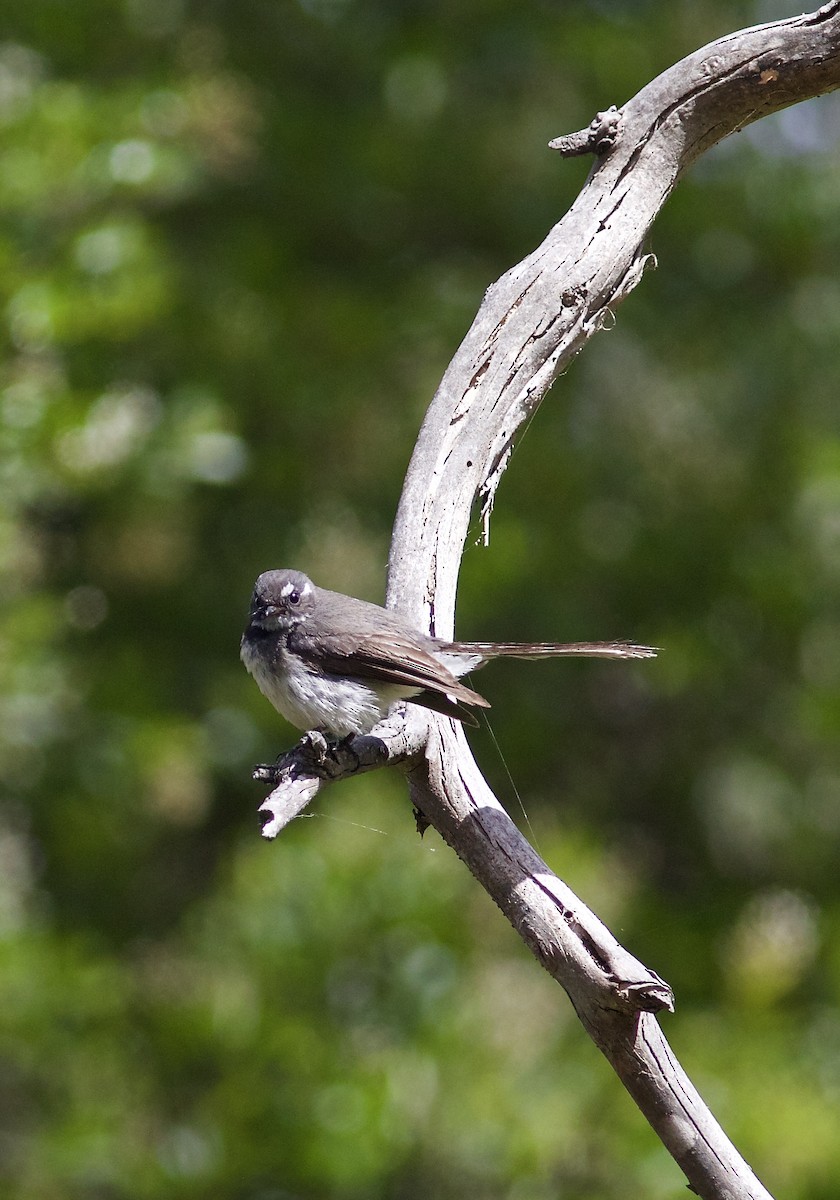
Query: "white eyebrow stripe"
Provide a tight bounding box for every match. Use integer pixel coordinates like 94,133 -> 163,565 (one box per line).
281,580 -> 311,599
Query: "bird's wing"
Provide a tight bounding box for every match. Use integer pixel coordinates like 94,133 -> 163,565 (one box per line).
290,626 -> 490,709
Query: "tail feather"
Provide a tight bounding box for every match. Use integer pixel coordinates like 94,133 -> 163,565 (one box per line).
448,640 -> 657,661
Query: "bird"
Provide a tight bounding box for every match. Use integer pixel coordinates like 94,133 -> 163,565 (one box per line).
241,568 -> 656,738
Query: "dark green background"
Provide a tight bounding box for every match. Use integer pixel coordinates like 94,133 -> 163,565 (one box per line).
2,1 -> 840,1196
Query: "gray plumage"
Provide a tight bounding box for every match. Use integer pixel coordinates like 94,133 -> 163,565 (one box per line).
241,569 -> 656,738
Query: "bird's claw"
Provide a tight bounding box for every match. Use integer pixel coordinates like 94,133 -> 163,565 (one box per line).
299,729 -> 329,764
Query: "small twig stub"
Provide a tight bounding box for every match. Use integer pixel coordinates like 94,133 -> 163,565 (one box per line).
549,105 -> 622,156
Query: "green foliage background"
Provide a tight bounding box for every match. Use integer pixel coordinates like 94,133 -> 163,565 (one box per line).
2,1 -> 840,1196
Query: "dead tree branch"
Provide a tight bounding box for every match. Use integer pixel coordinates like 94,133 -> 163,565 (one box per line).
257,6 -> 840,1197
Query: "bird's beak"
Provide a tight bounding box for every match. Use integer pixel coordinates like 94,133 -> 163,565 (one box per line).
251,603 -> 277,622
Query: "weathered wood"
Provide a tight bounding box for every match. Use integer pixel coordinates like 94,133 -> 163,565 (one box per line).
257,8 -> 840,1196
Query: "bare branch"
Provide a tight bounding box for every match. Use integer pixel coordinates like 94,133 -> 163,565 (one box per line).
387,4 -> 840,627
256,7 -> 840,1196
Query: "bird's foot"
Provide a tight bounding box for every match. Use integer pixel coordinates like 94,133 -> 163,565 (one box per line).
299,729 -> 330,764
252,730 -> 330,783
297,729 -> 361,779
253,730 -> 366,784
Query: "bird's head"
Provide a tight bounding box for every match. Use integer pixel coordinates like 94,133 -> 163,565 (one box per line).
248,569 -> 316,631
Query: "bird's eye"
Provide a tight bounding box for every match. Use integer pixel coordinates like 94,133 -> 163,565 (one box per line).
288,589 -> 301,606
